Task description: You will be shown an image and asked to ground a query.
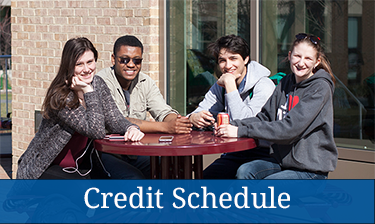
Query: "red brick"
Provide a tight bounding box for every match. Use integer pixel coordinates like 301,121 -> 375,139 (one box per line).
76,25 -> 90,33
17,33 -> 29,40
16,48 -> 29,55
23,72 -> 36,80
30,64 -> 43,73
97,0 -> 110,8
49,25 -> 62,33
29,1 -> 41,8
119,9 -> 134,17
24,119 -> 35,129
75,9 -> 89,17
104,9 -> 118,17
90,26 -> 105,34
135,9 -> 149,17
30,80 -> 42,88
35,41 -> 48,49
150,8 -> 159,17
18,95 -> 30,103
23,40 -> 35,48
103,43 -> 114,52
136,26 -> 149,34
149,18 -> 159,26
24,89 -> 36,98
42,17 -> 54,24
54,1 -> 67,8
44,65 -> 55,73
97,18 -> 111,25
11,24 -> 22,33
112,0 -> 125,8
89,8 -> 103,17
126,0 -> 141,8
36,25 -> 48,32
55,17 -> 68,25
60,8 -> 75,16
54,33 -> 68,41
35,9 -> 48,16
68,17 -> 82,25
37,87 -> 48,96
68,1 -> 81,8
29,17 -> 42,24
62,25 -> 76,33
22,9 -> 35,16
11,8 -> 22,16
114,17 -> 128,25
104,26 -> 119,34
24,56 -> 36,64
149,0 -> 159,8
30,48 -> 42,56
29,33 -> 42,41
128,17 -> 143,26
48,9 -> 61,16
42,33 -> 54,40
40,1 -> 54,8
12,102 -> 23,110
11,86 -> 23,94
81,1 -> 94,8
82,17 -> 96,25
16,17 -> 29,24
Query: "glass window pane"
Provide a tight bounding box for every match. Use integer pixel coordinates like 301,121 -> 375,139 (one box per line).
168,0 -> 251,114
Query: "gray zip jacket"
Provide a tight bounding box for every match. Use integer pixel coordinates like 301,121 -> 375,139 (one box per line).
17,76 -> 137,179
232,69 -> 338,172
189,61 -> 275,120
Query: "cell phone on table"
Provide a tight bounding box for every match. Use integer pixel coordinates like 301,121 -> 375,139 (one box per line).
105,134 -> 125,141
159,136 -> 174,142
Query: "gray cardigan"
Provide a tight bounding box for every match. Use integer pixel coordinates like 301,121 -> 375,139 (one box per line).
17,76 -> 136,179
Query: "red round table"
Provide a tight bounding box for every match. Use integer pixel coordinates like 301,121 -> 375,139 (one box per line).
94,131 -> 257,179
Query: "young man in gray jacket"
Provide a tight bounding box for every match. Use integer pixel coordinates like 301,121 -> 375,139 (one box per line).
188,34 -> 276,179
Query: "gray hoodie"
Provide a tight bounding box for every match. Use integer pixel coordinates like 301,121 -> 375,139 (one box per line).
232,69 -> 338,172
190,61 -> 275,121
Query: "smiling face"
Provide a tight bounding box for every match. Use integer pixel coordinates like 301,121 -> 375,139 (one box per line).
112,45 -> 143,89
218,48 -> 249,79
74,50 -> 96,84
288,42 -> 321,83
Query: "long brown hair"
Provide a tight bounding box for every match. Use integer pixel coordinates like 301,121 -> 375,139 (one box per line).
42,37 -> 98,118
290,33 -> 335,84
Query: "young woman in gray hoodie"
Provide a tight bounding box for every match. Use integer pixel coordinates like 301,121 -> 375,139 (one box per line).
216,33 -> 337,179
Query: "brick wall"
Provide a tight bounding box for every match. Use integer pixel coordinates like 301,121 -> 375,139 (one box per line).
10,0 -> 161,178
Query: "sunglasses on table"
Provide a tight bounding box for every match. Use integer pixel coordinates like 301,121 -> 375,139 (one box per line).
117,57 -> 143,65
295,33 -> 320,45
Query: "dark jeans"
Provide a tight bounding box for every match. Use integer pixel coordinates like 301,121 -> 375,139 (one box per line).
203,147 -> 270,179
100,153 -> 151,179
237,157 -> 328,179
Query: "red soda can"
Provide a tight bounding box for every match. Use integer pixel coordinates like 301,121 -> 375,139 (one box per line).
217,112 -> 229,126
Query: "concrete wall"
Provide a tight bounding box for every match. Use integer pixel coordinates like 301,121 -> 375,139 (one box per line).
10,0 -> 161,178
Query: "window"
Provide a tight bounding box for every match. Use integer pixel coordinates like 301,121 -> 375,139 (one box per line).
167,0 -> 252,115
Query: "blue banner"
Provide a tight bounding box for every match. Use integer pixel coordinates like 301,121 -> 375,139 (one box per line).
0,180 -> 373,223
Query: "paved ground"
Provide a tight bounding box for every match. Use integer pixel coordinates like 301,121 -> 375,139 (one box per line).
0,157 -> 12,179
